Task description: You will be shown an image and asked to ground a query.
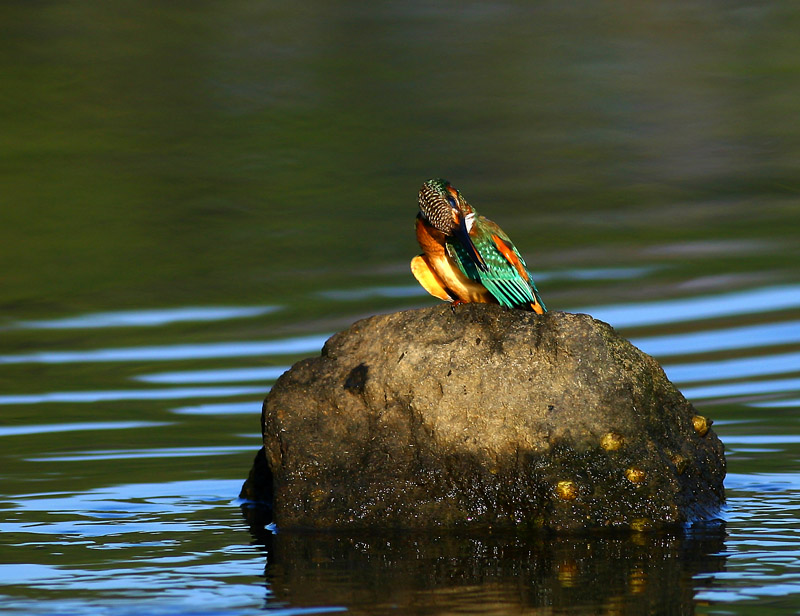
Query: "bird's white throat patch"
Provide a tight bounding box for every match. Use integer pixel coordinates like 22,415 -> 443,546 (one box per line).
464,213 -> 475,233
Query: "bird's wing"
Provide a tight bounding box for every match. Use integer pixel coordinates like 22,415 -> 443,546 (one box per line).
450,216 -> 546,312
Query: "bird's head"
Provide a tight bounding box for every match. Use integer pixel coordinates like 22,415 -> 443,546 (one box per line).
418,178 -> 471,234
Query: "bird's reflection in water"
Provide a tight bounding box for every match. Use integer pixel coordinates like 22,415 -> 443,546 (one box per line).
247,520 -> 726,615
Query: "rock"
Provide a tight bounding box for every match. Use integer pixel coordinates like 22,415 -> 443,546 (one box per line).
241,304 -> 725,531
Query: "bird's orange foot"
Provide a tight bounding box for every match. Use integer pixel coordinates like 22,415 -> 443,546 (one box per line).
449,299 -> 466,313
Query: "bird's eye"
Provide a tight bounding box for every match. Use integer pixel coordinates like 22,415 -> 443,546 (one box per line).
446,196 -> 457,208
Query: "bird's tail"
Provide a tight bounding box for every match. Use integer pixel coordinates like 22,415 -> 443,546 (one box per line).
530,284 -> 546,314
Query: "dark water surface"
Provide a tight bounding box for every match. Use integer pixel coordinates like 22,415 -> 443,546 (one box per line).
3,3 -> 800,614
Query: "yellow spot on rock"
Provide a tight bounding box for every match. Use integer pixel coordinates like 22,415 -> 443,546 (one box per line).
630,518 -> 651,532
625,468 -> 646,484
600,432 -> 624,451
670,453 -> 688,474
556,480 -> 579,500
693,415 -> 710,437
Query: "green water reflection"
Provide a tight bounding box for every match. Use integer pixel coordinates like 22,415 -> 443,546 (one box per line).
2,2 -> 800,615
2,2 -> 800,321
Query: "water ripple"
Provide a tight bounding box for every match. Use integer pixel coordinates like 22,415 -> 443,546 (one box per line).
632,319 -> 800,357
9,479 -> 242,506
0,421 -> 170,437
26,448 -> 257,462
681,377 -> 800,401
318,267 -> 657,300
9,306 -> 280,330
750,398 -> 800,409
537,266 -> 658,281
0,334 -> 330,365
0,386 -> 265,405
722,436 -> 800,446
169,401 -> 260,415
318,285 -> 428,300
136,366 -> 289,384
577,284 -> 800,329
664,350 -> 800,384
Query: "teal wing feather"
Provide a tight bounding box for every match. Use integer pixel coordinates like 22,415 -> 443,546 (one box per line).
483,221 -> 547,311
447,216 -> 546,311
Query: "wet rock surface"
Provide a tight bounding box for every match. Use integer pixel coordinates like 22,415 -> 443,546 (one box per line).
241,304 -> 725,531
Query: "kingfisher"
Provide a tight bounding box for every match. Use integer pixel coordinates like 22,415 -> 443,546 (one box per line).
411,178 -> 547,314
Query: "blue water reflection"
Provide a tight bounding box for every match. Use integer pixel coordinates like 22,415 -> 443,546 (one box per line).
0,386 -> 266,405
0,335 -> 331,365
0,421 -> 169,437
632,320 -> 800,357
537,266 -> 659,281
577,284 -> 800,329
169,401 -> 261,415
665,350 -> 800,384
0,480 -> 293,616
137,366 -> 289,384
750,398 -> 800,409
6,480 -> 244,515
9,306 -> 280,330
681,378 -> 800,401
26,447 -> 257,462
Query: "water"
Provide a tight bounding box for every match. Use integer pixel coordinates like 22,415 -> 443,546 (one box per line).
2,2 -> 800,614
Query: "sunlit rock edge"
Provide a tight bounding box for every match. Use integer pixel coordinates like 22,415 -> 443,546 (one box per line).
241,304 -> 725,532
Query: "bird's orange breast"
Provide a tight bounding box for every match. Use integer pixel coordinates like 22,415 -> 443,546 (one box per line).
415,216 -> 493,304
